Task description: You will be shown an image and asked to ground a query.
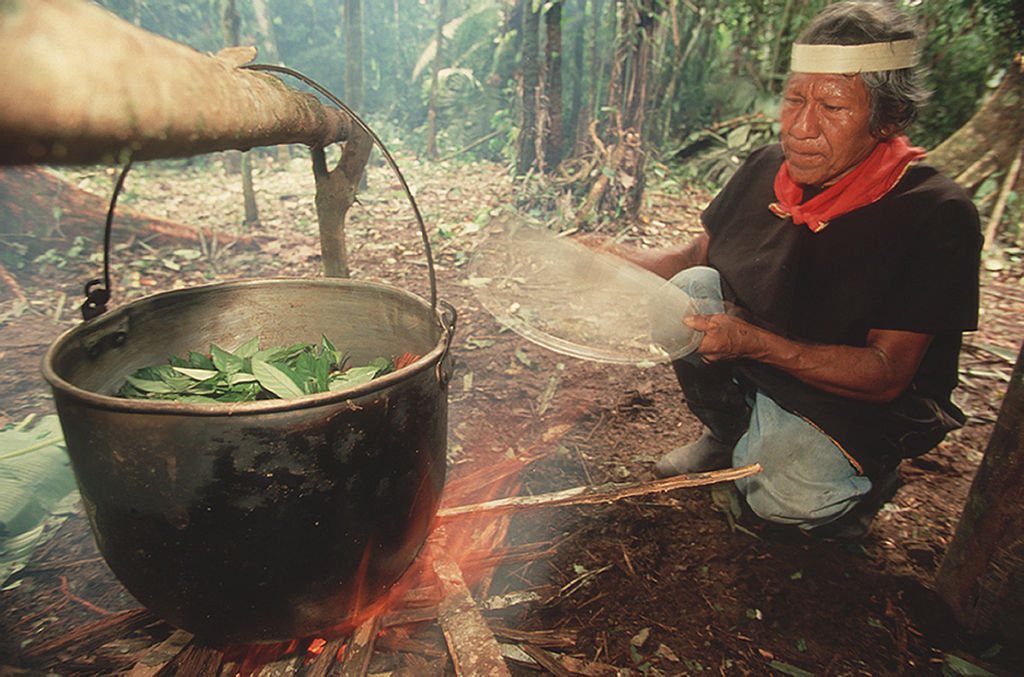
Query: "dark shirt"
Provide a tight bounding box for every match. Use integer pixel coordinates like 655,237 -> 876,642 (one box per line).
701,144 -> 982,476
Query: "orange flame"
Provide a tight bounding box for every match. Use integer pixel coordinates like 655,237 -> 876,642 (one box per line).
225,404 -> 581,674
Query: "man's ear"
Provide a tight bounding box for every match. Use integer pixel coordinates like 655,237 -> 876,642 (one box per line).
874,117 -> 905,140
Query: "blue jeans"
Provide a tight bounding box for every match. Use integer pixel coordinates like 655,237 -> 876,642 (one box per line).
668,267 -> 872,528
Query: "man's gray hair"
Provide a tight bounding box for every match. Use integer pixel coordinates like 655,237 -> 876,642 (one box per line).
796,1 -> 929,137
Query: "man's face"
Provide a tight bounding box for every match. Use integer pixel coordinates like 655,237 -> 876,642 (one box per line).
779,72 -> 879,187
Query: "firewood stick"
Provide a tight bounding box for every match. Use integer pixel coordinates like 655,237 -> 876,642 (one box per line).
127,629 -> 193,677
23,607 -> 155,658
305,637 -> 346,677
436,463 -> 762,522
517,642 -> 576,677
433,546 -> 512,677
335,615 -> 381,677
161,641 -> 223,676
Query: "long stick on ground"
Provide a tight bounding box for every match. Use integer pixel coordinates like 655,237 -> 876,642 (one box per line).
436,463 -> 762,522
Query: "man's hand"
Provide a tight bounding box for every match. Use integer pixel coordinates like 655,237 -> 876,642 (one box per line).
683,313 -> 933,403
684,313 -> 766,362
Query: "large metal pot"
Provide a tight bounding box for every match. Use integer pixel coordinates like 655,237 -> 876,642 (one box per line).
42,278 -> 454,644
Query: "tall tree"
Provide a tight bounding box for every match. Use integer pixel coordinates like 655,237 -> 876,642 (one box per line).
932,59 -> 1024,641
221,0 -> 259,228
573,0 -> 663,225
221,0 -> 243,177
566,0 -> 587,154
426,0 -> 447,160
542,1 -> 564,172
252,0 -> 291,163
343,0 -> 365,112
516,0 -> 541,176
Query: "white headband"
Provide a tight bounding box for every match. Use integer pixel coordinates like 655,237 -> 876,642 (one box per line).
790,39 -> 919,73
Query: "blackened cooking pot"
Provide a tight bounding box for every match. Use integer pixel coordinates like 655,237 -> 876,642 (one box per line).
42,278 -> 454,643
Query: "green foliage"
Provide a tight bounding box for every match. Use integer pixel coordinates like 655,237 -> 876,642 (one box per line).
90,0 -> 1018,186
116,335 -> 397,403
907,0 -> 1018,148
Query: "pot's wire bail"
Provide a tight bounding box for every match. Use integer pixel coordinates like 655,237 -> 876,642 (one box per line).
81,159 -> 132,320
242,63 -> 439,310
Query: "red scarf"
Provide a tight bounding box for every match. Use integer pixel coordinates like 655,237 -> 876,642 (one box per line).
770,135 -> 926,232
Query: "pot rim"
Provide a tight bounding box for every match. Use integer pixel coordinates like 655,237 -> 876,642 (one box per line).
41,276 -> 454,417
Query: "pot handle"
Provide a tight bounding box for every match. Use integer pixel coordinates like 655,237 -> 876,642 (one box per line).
436,300 -> 457,385
243,64 -> 440,310
82,66 -> 442,320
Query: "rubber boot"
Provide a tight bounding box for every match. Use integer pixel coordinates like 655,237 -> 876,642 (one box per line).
672,358 -> 751,446
654,427 -> 734,477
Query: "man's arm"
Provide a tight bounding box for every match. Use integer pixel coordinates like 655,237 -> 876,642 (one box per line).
686,313 -> 932,403
601,232 -> 710,280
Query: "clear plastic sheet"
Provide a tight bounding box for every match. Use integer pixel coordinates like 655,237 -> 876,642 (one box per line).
465,219 -> 703,365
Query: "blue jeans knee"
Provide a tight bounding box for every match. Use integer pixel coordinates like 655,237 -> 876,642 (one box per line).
733,392 -> 872,528
668,266 -> 726,316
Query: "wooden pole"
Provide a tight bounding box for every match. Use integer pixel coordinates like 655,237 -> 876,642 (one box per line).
0,0 -> 356,165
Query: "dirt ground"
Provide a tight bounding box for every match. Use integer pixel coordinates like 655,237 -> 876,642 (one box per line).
1,155 -> 1022,676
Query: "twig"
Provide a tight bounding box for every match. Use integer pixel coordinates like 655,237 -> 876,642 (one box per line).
983,139 -> 1024,250
517,643 -> 575,677
60,575 -> 112,615
53,291 -> 66,323
0,260 -> 28,304
954,149 -> 997,189
436,463 -> 762,522
157,641 -> 223,676
437,130 -> 502,163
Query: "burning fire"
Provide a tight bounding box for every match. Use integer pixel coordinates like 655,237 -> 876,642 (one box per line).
221,429 -> 544,675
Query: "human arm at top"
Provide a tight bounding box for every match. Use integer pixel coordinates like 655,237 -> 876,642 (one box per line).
686,313 -> 932,403
600,232 -> 710,280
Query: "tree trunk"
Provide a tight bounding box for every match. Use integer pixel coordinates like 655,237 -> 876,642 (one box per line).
936,339 -> 1024,644
566,0 -> 585,156
0,167 -> 252,255
221,0 -> 259,228
252,0 -> 280,65
929,65 -> 1024,188
542,1 -> 564,172
573,0 -> 660,226
516,0 -> 541,176
928,63 -> 1024,250
241,151 -> 259,228
312,127 -> 374,278
426,0 -> 447,161
252,0 -> 291,164
0,0 -> 358,165
343,0 -> 364,112
390,0 -> 405,117
221,0 -> 244,176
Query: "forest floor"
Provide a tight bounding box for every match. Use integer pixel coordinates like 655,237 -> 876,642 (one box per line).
1,152 -> 1023,677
